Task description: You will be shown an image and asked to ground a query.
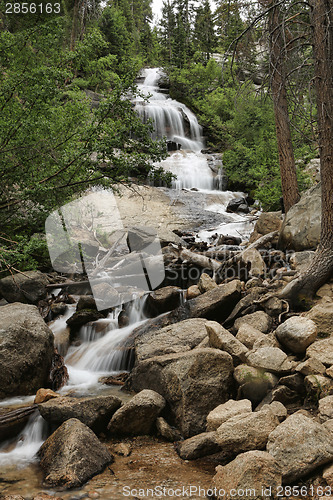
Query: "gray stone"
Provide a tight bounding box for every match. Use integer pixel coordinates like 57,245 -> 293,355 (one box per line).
213,451 -> 282,500
206,399 -> 252,431
176,431 -> 220,460
0,303 -> 54,399
215,408 -> 279,459
279,183 -> 321,251
236,324 -> 267,349
318,396 -> 333,422
241,248 -> 266,277
246,347 -> 293,374
234,311 -> 273,334
107,389 -> 165,435
197,273 -> 217,293
306,338 -> 333,366
127,348 -> 234,437
135,318 -> 209,362
267,413 -> 333,482
0,270 -> 49,304
289,251 -> 315,273
275,316 -> 317,353
38,418 -> 112,489
206,321 -> 248,363
38,395 -> 122,433
156,417 -> 182,442
306,301 -> 333,336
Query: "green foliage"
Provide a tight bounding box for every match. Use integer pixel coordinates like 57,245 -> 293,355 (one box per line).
0,234 -> 51,275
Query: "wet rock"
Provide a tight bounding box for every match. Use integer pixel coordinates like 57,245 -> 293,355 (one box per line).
296,357 -> 326,376
306,301 -> 333,336
235,324 -> 267,349
135,318 -> 209,362
246,347 -> 293,374
107,389 -> 165,436
34,388 -> 59,404
66,309 -> 104,329
206,321 -> 248,363
215,407 -> 279,459
50,302 -> 67,318
156,416 -> 182,441
206,399 -> 252,431
227,197 -> 249,214
186,285 -> 201,300
127,348 -> 234,437
289,251 -> 315,272
213,451 -> 282,500
279,183 -> 321,251
275,316 -> 317,354
0,270 -> 49,304
0,303 -> 54,399
176,431 -> 220,460
234,311 -> 273,334
197,273 -> 217,293
38,418 -> 113,489
145,286 -> 182,316
76,295 -> 97,311
318,396 -> 333,422
267,413 -> 333,482
304,375 -> 333,400
91,283 -> 121,310
38,395 -> 122,433
306,337 -> 333,366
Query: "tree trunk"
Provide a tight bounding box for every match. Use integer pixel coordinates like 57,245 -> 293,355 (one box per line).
267,1 -> 300,213
279,0 -> 333,304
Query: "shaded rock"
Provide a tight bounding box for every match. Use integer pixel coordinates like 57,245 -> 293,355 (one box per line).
156,417 -> 182,441
279,183 -> 321,251
34,389 -> 59,404
279,373 -> 305,394
234,311 -> 273,334
107,389 -> 165,435
234,365 -> 278,406
38,418 -> 112,489
66,309 -> 104,329
145,286 -> 182,317
318,395 -> 333,422
127,226 -> 157,251
258,384 -> 303,408
197,273 -> 217,293
215,408 -> 279,459
112,442 -> 131,457
296,357 -> 326,376
186,285 -> 201,300
236,324 -> 267,349
264,297 -> 284,317
304,375 -> 333,400
241,248 -> 266,277
267,413 -> 333,482
76,296 -> 97,311
127,348 -> 234,437
289,251 -> 315,272
306,337 -> 333,366
0,270 -> 49,304
0,303 -> 54,399
246,347 -> 293,374
306,301 -> 333,336
135,318 -> 209,362
275,316 -> 317,354
206,321 -> 248,363
38,395 -> 121,433
50,302 -> 67,318
260,401 -> 287,422
226,197 -> 249,213
176,431 -> 220,460
255,212 -> 283,235
91,283 -> 121,310
206,399 -> 252,431
213,450 -> 282,500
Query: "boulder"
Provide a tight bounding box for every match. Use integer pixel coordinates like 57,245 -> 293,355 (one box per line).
226,197 -> 249,214
306,337 -> 333,366
197,273 -> 217,293
186,285 -> 201,300
306,300 -> 333,336
241,248 -> 266,277
107,389 -> 165,436
296,357 -> 326,376
176,431 -> 221,460
304,375 -> 333,400
38,418 -> 112,489
318,395 -> 333,422
0,270 -> 49,304
0,303 -> 54,399
279,183 -> 321,251
289,251 -> 315,272
34,389 -> 59,404
267,413 -> 333,482
215,407 -> 279,459
275,316 -> 317,354
213,451 -> 282,500
233,365 -> 278,406
66,309 -> 104,329
135,318 -> 209,362
255,212 -> 283,235
127,348 -> 234,437
156,417 -> 182,441
76,296 -> 97,311
234,311 -> 272,334
206,399 -> 252,431
260,401 -> 287,422
246,347 -> 294,374
144,286 -> 182,316
206,321 -> 248,363
236,324 -> 267,349
38,395 -> 122,433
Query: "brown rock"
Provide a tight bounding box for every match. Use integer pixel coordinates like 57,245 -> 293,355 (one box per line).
34,389 -> 59,404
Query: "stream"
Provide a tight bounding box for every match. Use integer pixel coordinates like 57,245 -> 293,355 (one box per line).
0,67 -> 256,493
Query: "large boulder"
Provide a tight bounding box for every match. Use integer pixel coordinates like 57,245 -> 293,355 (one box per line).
275,316 -> 317,354
213,451 -> 282,500
126,348 -> 234,437
134,318 -> 209,362
107,389 -> 165,435
279,183 -> 321,250
267,413 -> 333,482
0,270 -> 49,304
38,418 -> 112,489
38,395 -> 122,433
0,303 -> 54,399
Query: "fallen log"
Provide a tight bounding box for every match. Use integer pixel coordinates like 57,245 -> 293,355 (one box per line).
0,404 -> 38,442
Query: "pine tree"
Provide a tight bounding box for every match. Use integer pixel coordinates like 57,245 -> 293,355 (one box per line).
193,0 -> 216,62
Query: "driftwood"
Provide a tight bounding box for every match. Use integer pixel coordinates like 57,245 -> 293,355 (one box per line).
0,405 -> 37,426
170,244 -> 222,273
